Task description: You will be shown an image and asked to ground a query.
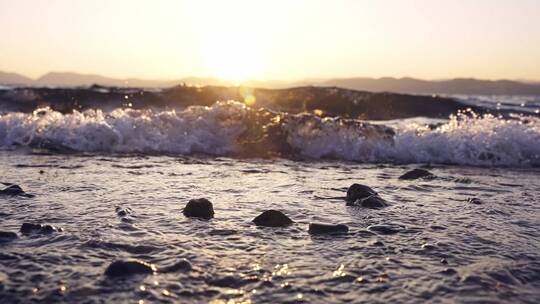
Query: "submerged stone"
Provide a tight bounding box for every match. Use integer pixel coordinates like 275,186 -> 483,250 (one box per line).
367,224 -> 402,235
161,259 -> 192,273
0,231 -> 18,242
104,260 -> 156,277
346,184 -> 388,208
467,197 -> 482,205
0,184 -> 33,197
346,184 -> 378,202
20,223 -> 63,234
1,184 -> 23,195
183,198 -> 214,219
308,223 -> 349,235
355,195 -> 389,208
115,206 -> 133,217
253,210 -> 293,227
398,168 -> 435,180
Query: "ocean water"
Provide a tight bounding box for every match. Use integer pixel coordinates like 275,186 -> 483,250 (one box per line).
1,95 -> 540,303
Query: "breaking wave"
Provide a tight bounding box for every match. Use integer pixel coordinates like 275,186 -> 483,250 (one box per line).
1,101 -> 539,166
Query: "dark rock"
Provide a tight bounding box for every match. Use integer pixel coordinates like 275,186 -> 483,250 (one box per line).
252,210 -> 293,227
308,223 -> 349,235
183,198 -> 214,219
161,259 -> 192,273
209,275 -> 253,288
104,260 -> 156,277
421,243 -> 436,250
467,197 -> 482,205
208,229 -> 237,236
0,231 -> 18,242
399,168 -> 435,180
367,224 -> 402,235
20,223 -> 63,234
1,184 -> 23,194
440,268 -> 457,275
115,206 -> 133,217
0,183 -> 35,198
346,184 -> 377,202
356,195 -> 389,208
121,217 -> 134,223
366,239 -> 385,247
441,258 -> 448,265
345,184 -> 389,208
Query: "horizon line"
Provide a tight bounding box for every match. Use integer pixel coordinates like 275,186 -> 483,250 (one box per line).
2,69 -> 540,84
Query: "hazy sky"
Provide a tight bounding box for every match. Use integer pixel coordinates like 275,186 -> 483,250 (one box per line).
1,0 -> 539,81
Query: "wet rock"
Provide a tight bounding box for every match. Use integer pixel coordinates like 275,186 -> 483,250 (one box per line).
20,223 -> 63,234
467,197 -> 482,205
0,184 -> 34,197
0,231 -> 18,242
308,223 -> 349,235
252,210 -> 293,227
208,229 -> 237,236
399,168 -> 435,180
421,243 -> 436,250
440,268 -> 457,275
345,184 -> 388,208
183,198 -> 214,219
366,239 -> 385,247
209,275 -> 250,288
104,260 -> 156,277
115,206 -> 133,217
346,184 -> 377,202
367,224 -> 401,235
161,259 -> 192,273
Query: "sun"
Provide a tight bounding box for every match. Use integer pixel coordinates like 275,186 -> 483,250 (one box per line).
200,13 -> 268,83
204,41 -> 263,82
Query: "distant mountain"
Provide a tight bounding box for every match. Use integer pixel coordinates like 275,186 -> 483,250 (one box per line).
0,71 -> 33,85
1,70 -> 540,94
35,72 -> 181,88
322,77 -> 540,95
0,71 -> 299,89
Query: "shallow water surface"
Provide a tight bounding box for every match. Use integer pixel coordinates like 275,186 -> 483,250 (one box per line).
1,152 -> 539,303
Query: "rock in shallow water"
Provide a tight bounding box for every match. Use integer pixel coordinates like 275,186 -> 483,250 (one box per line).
183,198 -> 214,219
346,184 -> 377,201
367,224 -> 402,235
105,260 -> 157,277
467,197 -> 482,205
161,259 -> 192,273
398,168 -> 435,180
20,223 -> 63,234
115,206 -> 133,217
253,210 -> 293,227
0,184 -> 34,197
345,184 -> 388,208
0,231 -> 18,242
308,223 -> 349,235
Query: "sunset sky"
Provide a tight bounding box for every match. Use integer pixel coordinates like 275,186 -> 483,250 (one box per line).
1,0 -> 539,81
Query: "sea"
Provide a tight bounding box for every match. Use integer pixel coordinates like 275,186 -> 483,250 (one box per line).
1,93 -> 539,303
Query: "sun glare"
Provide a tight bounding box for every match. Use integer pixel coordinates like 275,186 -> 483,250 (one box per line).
199,3 -> 269,83
203,36 -> 265,82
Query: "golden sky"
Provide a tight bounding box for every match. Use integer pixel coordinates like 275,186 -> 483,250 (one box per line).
1,0 -> 539,81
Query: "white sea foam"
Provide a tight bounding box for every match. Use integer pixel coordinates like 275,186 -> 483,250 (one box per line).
1,101 -> 539,166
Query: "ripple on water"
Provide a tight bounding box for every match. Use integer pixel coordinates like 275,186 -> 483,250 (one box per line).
0,153 -> 539,303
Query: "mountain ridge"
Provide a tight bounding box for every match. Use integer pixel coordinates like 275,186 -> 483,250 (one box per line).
1,70 -> 540,95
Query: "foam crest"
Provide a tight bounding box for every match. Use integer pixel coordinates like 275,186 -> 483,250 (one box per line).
0,101 -> 249,154
1,101 -> 539,166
